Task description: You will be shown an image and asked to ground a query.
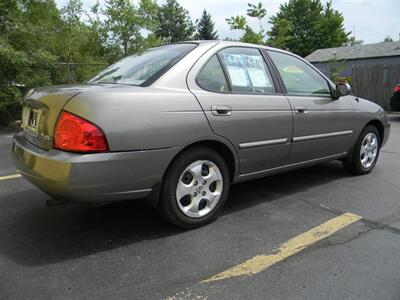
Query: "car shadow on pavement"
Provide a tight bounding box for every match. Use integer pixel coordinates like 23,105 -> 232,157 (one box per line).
0,160 -> 349,267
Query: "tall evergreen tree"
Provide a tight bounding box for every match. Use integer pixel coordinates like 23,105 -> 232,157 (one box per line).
268,0 -> 349,57
155,0 -> 194,43
195,10 -> 218,40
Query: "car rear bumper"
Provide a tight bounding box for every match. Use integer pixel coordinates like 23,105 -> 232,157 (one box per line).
12,132 -> 179,203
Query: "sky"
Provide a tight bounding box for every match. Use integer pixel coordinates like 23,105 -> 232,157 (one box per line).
55,0 -> 400,44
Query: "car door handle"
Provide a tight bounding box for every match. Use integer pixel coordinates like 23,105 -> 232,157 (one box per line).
211,105 -> 232,116
294,106 -> 308,114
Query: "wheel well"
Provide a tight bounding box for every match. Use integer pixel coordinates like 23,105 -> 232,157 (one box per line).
146,140 -> 237,208
366,120 -> 384,143
174,140 -> 236,182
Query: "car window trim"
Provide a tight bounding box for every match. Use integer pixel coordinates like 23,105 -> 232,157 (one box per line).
265,49 -> 336,99
195,46 -> 279,96
216,53 -> 233,92
260,49 -> 285,95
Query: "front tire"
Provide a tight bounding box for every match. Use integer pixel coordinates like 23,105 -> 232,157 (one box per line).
343,125 -> 380,175
159,147 -> 230,229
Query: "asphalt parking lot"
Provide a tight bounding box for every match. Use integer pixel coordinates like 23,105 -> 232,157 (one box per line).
1,115 -> 399,300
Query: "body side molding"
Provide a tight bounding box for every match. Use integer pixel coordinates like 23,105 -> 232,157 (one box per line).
293,130 -> 353,142
239,138 -> 289,149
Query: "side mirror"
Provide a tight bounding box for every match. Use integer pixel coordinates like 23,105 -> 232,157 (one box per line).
335,82 -> 352,98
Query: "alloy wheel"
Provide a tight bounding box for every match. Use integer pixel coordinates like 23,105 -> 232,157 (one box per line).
360,132 -> 378,169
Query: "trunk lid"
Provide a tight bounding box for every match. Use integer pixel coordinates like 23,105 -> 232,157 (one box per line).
22,85 -> 88,150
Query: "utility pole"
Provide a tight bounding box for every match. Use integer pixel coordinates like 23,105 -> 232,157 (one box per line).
351,26 -> 357,89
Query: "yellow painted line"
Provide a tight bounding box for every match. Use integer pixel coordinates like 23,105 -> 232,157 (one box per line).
203,212 -> 362,283
0,174 -> 22,181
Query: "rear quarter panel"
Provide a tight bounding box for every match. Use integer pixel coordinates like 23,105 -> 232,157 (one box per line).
63,86 -> 214,151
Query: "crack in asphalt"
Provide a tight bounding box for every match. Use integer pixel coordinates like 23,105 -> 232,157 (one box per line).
301,197 -> 400,237
324,226 -> 377,247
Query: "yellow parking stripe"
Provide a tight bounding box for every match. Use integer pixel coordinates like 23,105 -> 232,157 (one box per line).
203,212 -> 362,283
0,174 -> 22,181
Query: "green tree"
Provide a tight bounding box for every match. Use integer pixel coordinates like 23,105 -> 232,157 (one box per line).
225,2 -> 267,44
58,0 -> 88,82
268,0 -> 349,57
155,0 -> 194,43
87,1 -> 111,62
247,2 -> 266,33
55,0 -> 112,83
0,0 -> 60,125
195,9 -> 218,40
328,53 -> 352,84
240,26 -> 263,44
226,15 -> 247,30
103,0 -> 159,58
265,18 -> 292,49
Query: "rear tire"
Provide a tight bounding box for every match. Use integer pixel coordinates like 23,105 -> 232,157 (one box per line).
343,125 -> 380,175
158,147 -> 230,229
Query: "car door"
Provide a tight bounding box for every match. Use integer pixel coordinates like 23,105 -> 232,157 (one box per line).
187,46 -> 293,174
267,50 -> 355,164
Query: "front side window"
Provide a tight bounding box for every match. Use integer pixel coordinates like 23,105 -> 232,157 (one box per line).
219,47 -> 276,94
268,51 -> 331,96
197,55 -> 229,92
88,43 -> 197,86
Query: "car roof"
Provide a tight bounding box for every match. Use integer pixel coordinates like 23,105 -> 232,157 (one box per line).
180,40 -> 291,55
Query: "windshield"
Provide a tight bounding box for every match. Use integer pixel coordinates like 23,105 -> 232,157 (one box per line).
88,43 -> 197,86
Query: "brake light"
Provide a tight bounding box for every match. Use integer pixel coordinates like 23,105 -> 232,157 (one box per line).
54,111 -> 109,153
394,85 -> 400,93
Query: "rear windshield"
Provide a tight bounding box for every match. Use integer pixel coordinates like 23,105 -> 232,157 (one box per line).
88,43 -> 197,86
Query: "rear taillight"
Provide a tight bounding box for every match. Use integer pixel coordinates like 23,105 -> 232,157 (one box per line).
394,85 -> 400,93
54,111 -> 109,153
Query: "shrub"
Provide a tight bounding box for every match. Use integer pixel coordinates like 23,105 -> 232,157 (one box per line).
0,86 -> 23,126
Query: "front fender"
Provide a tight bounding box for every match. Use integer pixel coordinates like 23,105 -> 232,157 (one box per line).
351,97 -> 390,146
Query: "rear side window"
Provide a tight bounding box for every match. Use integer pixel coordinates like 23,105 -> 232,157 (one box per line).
219,47 -> 276,94
197,55 -> 229,92
268,51 -> 331,96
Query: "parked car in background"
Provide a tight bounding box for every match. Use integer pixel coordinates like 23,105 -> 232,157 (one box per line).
12,41 -> 390,228
390,84 -> 400,111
